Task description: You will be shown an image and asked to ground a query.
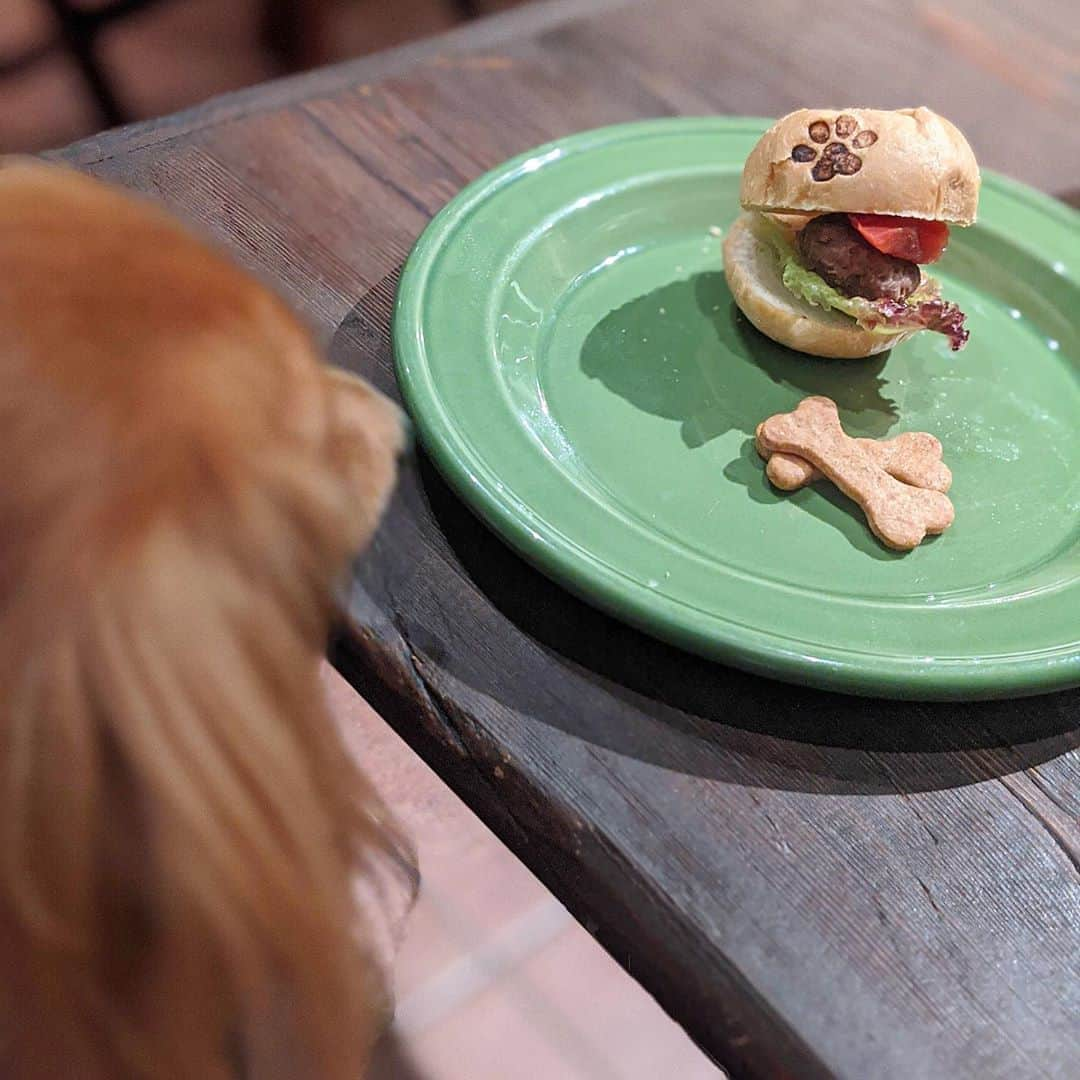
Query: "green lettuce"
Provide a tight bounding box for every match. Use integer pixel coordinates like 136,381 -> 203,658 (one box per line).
780,255 -> 940,332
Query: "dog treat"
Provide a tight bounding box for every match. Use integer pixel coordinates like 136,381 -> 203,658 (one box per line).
754,423 -> 952,493
758,396 -> 954,550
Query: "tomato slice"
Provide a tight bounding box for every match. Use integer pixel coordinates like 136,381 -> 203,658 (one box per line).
848,214 -> 949,264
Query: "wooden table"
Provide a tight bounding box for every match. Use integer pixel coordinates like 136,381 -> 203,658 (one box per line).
55,2 -> 1080,1075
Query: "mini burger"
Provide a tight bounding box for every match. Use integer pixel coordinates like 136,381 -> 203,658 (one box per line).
724,107 -> 979,358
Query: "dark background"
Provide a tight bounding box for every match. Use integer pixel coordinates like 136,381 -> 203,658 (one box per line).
0,0 -> 527,151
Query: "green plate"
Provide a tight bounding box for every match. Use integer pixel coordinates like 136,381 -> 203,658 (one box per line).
393,118 -> 1080,700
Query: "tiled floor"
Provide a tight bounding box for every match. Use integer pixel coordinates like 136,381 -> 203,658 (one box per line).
0,0 -> 487,152
322,666 -> 724,1079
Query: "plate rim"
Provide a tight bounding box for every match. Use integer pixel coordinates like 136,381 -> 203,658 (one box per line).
392,116 -> 1080,700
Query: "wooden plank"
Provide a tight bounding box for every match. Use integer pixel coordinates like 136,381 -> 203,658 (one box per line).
56,1 -> 1080,1075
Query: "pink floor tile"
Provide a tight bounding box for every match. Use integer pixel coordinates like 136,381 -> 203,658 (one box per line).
99,0 -> 275,121
0,52 -> 99,152
322,666 -> 724,1079
498,917 -> 724,1080
324,665 -> 559,997
0,0 -> 52,52
378,911 -> 723,1079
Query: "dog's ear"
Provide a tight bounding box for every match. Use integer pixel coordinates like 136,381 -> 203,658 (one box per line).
323,368 -> 404,552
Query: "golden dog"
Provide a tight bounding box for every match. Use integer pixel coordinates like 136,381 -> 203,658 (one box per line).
0,162 -> 411,1079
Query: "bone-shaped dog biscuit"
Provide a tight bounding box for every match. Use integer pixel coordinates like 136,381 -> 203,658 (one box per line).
758,397 -> 954,551
754,424 -> 952,493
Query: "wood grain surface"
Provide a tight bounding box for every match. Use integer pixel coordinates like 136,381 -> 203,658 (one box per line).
54,1 -> 1080,1076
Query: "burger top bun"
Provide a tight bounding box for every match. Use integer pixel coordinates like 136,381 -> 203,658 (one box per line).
739,107 -> 980,225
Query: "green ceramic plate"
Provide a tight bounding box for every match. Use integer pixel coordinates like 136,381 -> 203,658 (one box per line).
393,118 -> 1080,700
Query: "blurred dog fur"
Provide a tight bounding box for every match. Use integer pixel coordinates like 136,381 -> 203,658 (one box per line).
0,161 -> 413,1079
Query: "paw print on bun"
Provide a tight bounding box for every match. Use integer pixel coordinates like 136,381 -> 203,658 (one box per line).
791,115 -> 877,181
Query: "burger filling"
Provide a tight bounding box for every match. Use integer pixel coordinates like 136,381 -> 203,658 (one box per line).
754,211 -> 969,350
797,215 -> 920,302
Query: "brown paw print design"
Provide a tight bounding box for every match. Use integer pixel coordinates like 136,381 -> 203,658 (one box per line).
791,115 -> 878,181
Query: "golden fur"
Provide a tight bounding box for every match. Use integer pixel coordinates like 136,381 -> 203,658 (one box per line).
0,161 -> 411,1079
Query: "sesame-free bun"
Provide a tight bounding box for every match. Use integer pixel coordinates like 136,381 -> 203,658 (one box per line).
723,212 -> 913,360
740,107 -> 980,225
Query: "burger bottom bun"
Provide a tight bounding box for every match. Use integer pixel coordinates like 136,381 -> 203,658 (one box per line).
722,211 -> 913,360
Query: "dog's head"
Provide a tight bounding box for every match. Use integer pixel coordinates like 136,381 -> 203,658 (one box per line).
0,162 -> 409,1079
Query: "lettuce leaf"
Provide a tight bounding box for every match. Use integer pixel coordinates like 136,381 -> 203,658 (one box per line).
755,214 -> 969,351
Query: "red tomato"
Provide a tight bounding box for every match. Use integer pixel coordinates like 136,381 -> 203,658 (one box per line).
848,214 -> 950,264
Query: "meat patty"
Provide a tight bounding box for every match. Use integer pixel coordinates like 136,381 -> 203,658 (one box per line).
796,214 -> 920,301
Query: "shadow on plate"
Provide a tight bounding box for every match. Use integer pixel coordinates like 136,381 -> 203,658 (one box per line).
722,435 -> 905,560
579,271 -> 898,447
581,271 -> 904,551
